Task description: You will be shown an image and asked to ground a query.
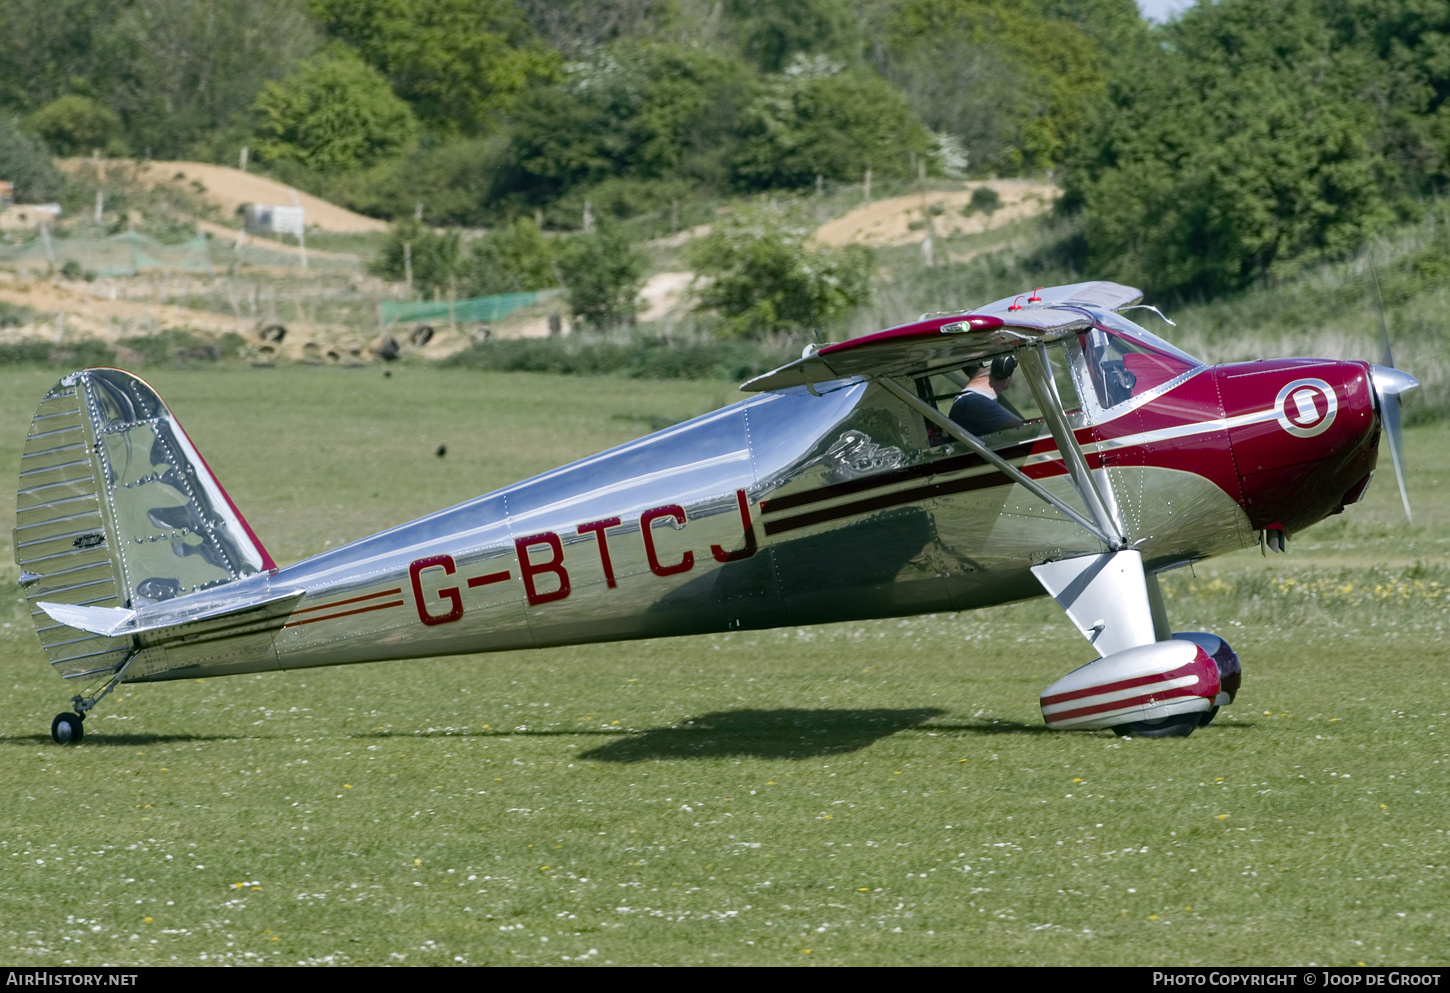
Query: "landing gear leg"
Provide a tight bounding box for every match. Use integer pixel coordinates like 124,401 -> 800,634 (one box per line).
50,650 -> 139,745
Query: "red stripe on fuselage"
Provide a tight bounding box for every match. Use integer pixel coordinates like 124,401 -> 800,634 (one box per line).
283,599 -> 405,628
291,588 -> 404,615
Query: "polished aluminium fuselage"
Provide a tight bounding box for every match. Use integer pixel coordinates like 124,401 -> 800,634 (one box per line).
126,349 -> 1381,683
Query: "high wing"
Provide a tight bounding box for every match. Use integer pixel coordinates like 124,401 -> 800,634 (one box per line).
742,281 -> 1142,552
744,280 -> 1155,652
741,281 -> 1143,393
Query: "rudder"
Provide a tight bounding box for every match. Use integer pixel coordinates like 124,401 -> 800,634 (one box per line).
15,368 -> 275,680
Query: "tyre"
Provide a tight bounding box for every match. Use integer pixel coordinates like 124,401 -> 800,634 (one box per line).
1111,712 -> 1198,738
51,712 -> 84,745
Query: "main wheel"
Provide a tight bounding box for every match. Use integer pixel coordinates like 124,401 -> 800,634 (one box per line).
51,712 -> 84,745
1197,705 -> 1221,728
1111,713 -> 1198,738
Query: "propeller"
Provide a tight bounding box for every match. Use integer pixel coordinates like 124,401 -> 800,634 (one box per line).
1369,262 -> 1419,521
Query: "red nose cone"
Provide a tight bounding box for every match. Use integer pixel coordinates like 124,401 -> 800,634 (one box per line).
1216,359 -> 1379,532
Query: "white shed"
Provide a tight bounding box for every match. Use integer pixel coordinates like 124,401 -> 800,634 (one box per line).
243,204 -> 305,238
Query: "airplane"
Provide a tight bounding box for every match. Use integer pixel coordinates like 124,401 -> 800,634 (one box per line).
12,281 -> 1418,745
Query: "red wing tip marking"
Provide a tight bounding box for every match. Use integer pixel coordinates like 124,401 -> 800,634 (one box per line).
817,315 -> 1005,356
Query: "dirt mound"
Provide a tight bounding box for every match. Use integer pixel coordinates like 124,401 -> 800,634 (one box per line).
61,159 -> 389,234
814,179 -> 1059,248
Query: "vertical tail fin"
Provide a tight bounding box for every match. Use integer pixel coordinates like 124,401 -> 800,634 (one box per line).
14,368 -> 274,679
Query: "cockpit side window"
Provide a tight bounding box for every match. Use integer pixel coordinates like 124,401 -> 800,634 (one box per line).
913,343 -> 1081,449
1076,325 -> 1198,413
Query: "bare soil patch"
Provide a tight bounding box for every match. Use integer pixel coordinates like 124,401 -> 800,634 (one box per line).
813,178 -> 1059,248
59,159 -> 389,234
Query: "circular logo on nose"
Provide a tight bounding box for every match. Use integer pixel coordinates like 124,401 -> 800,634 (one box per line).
1274,378 -> 1337,438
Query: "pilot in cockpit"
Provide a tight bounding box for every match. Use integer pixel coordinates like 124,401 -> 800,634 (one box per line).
949,354 -> 1026,436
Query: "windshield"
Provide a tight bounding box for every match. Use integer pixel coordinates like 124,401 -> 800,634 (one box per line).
1076,311 -> 1202,414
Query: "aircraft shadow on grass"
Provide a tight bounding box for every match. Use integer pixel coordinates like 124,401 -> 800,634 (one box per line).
0,733 -> 239,746
579,707 -> 945,762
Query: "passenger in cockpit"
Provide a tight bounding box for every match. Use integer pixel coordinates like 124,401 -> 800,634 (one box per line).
949,355 -> 1025,436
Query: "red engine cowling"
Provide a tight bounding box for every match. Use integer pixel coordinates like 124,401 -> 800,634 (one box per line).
1040,640 -> 1221,736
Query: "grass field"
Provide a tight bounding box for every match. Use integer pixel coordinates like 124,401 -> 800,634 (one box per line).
1,366 -> 1447,966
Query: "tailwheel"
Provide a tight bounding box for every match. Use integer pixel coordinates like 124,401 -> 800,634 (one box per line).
51,712 -> 85,745
1111,713 -> 1198,739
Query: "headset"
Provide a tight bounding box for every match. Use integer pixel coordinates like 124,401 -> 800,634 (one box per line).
989,354 -> 1017,381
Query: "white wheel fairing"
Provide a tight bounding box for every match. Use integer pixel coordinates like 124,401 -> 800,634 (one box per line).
1039,640 -> 1220,730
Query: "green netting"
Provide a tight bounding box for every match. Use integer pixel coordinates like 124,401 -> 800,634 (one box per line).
379,290 -> 557,326
0,231 -> 214,276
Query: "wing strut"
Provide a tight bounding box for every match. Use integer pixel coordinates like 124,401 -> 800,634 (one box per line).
878,378 -> 1114,547
1016,344 -> 1127,549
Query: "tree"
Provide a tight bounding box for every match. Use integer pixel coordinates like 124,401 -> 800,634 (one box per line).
309,0 -> 559,135
0,0 -> 130,115
877,0 -> 1108,172
506,41 -> 756,203
330,134 -> 510,225
556,224 -> 645,330
1065,0 -> 1401,294
369,219 -> 461,298
107,0 -> 319,159
519,0 -> 689,56
254,44 -> 419,173
26,95 -> 124,156
463,217 -> 558,295
729,58 -> 931,190
686,202 -> 872,337
724,0 -> 861,73
0,117 -> 66,202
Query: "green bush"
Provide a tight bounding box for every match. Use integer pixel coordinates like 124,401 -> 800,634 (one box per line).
369,220 -> 462,298
0,116 -> 66,203
687,202 -> 872,337
0,300 -> 39,329
0,339 -> 113,367
505,42 -> 756,203
114,329 -> 242,365
328,135 -> 510,225
967,186 -> 1001,215
546,176 -> 695,232
26,94 -> 124,156
253,43 -> 419,174
729,61 -> 931,190
442,333 -> 796,382
462,217 -> 558,296
555,223 -> 645,331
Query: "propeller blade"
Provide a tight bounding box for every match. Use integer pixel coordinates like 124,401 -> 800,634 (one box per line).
1369,365 -> 1418,522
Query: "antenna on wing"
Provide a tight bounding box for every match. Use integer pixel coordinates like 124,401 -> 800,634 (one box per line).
1119,304 -> 1176,327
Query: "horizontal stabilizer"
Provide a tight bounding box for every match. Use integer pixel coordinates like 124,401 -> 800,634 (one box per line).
38,588 -> 305,642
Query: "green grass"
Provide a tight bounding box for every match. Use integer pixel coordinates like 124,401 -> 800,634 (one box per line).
1,367 -> 1447,966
